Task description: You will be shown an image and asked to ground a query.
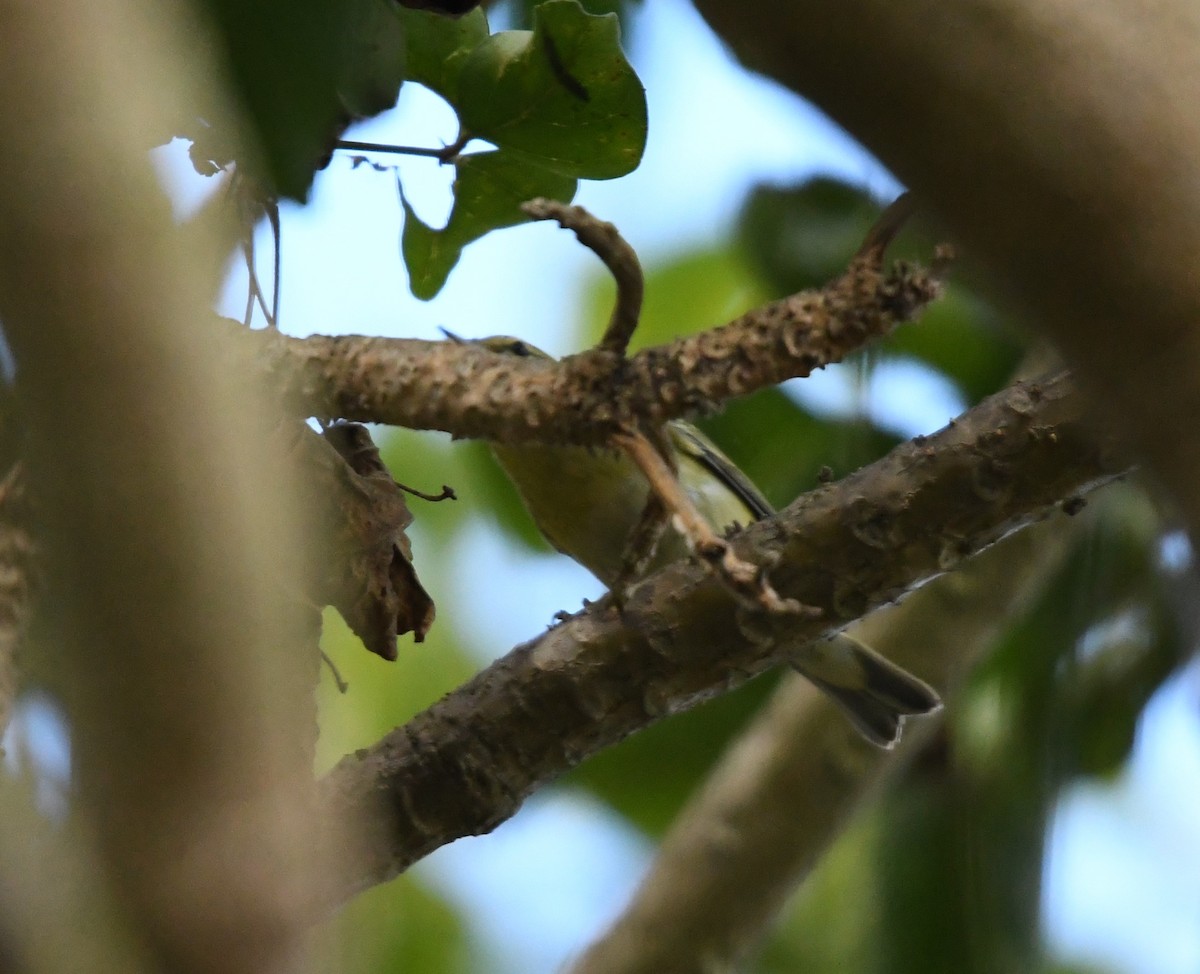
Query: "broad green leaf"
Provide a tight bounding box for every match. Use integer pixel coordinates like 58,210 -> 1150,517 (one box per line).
195,0 -> 349,197
400,6 -> 491,103
337,0 -> 409,119
402,150 -> 576,299
456,0 -> 647,178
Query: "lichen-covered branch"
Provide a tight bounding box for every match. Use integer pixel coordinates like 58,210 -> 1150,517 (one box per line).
243,237 -> 942,445
321,370 -> 1122,898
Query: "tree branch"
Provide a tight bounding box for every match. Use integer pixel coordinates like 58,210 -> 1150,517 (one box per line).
321,370 -> 1122,899
242,234 -> 942,443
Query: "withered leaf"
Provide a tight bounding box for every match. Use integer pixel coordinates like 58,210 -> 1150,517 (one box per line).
307,422 -> 435,660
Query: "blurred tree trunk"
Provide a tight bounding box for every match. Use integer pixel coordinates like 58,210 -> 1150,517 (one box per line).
694,0 -> 1200,542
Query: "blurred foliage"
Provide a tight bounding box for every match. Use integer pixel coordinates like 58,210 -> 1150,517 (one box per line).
759,489 -> 1186,974
320,871 -> 471,974
192,0 -> 373,196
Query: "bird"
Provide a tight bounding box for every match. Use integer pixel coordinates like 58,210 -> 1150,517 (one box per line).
457,333 -> 941,746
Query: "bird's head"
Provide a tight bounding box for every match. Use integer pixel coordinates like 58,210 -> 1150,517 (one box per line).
441,329 -> 555,361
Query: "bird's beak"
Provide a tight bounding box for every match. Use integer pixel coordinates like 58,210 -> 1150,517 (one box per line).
440,327 -> 466,344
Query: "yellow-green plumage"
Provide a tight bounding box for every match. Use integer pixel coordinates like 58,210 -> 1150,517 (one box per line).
491,422 -> 763,586
469,335 -> 940,747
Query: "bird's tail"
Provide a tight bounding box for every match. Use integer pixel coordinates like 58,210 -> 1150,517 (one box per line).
791,632 -> 942,748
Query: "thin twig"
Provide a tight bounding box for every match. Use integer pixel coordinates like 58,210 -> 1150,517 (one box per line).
521,199 -> 644,355
265,198 -> 281,329
336,131 -> 471,165
855,191 -> 916,260
396,482 -> 457,503
241,236 -> 276,329
320,650 -> 349,694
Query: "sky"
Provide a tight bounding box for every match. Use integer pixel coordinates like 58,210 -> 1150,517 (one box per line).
8,0 -> 1199,971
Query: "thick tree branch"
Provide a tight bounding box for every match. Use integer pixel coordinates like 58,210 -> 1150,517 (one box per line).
243,239 -> 942,443
692,0 -> 1200,544
322,370 -> 1122,898
567,515 -> 1076,974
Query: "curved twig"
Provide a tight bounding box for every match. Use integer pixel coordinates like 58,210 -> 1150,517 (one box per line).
520,198 -> 644,355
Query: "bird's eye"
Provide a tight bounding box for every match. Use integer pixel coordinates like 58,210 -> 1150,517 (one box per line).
509,341 -> 531,357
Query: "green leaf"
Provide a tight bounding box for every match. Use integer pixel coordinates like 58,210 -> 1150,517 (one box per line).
195,0 -> 350,197
400,6 -> 491,103
401,150 -> 576,299
337,0 -> 409,119
456,0 -> 647,178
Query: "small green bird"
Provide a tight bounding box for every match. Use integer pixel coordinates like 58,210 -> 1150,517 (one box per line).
463,335 -> 941,747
